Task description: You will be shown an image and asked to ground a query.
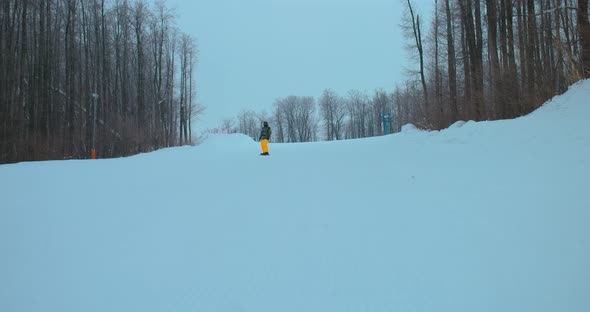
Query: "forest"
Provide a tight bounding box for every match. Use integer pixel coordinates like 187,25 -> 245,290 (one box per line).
0,0 -> 202,164
228,0 -> 590,143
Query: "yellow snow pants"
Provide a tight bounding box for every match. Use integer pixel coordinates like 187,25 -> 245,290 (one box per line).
261,139 -> 269,154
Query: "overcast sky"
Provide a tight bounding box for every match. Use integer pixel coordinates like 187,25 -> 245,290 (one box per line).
164,0 -> 432,131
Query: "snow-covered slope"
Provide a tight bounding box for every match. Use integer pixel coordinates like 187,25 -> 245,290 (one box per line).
1,81 -> 589,312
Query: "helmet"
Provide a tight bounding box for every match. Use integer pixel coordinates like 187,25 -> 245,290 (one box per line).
263,121 -> 268,127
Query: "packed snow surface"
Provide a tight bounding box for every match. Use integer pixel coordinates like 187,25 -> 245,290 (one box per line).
1,81 -> 590,312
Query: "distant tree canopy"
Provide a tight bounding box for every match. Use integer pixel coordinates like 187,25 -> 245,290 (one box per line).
0,0 -> 202,164
228,0 -> 590,142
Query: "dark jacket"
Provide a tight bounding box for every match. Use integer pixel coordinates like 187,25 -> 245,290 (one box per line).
259,126 -> 272,141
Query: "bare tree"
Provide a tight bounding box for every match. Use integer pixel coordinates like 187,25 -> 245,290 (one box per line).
319,89 -> 345,140
272,96 -> 317,143
150,0 -> 174,141
580,0 -> 590,77
445,0 -> 459,120
237,110 -> 260,140
486,0 -> 500,118
220,118 -> 236,133
345,90 -> 371,139
458,0 -> 485,121
131,1 -> 149,130
526,0 -> 539,107
294,96 -> 317,142
425,0 -> 445,127
178,33 -> 197,145
272,100 -> 286,143
401,0 -> 428,112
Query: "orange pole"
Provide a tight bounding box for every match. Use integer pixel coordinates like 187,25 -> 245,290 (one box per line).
91,149 -> 96,160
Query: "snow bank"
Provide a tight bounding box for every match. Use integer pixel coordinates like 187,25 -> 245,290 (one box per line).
449,120 -> 467,128
400,123 -> 422,134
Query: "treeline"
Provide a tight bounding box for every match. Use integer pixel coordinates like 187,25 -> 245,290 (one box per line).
225,0 -> 590,142
221,89 -> 400,143
0,0 -> 202,164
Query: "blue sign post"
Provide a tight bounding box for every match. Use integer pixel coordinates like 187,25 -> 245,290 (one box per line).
382,113 -> 391,135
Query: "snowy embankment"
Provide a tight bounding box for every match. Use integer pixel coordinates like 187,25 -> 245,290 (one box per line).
1,81 -> 589,312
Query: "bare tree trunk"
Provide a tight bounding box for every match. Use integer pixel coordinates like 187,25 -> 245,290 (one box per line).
38,0 -> 47,140
65,0 -> 78,157
188,47 -> 194,144
133,1 -> 147,132
580,0 -> 590,78
406,0 -> 428,111
460,7 -> 472,118
505,0 -> 519,117
445,0 -> 458,120
101,0 -> 109,127
19,0 -> 28,150
179,43 -> 185,145
526,0 -> 537,107
553,0 -> 568,92
434,0 -> 444,127
459,0 -> 484,120
486,0 -> 500,118
516,0 -> 527,114
473,0 -> 485,120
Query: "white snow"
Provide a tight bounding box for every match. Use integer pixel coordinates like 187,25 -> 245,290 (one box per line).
1,80 -> 590,312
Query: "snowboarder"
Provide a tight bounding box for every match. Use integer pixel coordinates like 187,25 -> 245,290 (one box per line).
259,121 -> 271,155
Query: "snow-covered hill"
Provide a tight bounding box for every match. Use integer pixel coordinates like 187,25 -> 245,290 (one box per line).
1,81 -> 589,312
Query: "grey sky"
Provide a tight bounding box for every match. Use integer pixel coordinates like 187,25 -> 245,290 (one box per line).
165,0 -> 431,131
